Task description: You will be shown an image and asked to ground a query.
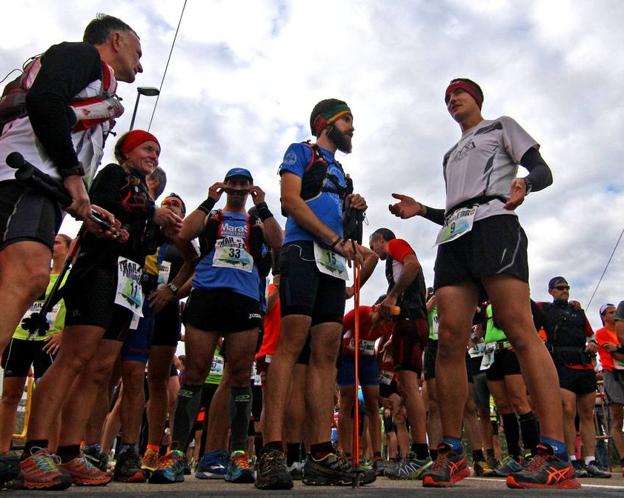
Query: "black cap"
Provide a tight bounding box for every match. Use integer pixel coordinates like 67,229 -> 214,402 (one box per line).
548,276 -> 568,290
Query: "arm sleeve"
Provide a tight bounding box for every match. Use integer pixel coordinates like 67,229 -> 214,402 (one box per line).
520,147 -> 553,193
25,42 -> 102,174
422,205 -> 445,225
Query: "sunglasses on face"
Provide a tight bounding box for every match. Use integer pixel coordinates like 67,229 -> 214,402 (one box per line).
162,198 -> 182,208
554,285 -> 570,291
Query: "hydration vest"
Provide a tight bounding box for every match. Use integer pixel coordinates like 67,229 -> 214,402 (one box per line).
540,301 -> 592,365
385,256 -> 427,320
0,55 -> 123,133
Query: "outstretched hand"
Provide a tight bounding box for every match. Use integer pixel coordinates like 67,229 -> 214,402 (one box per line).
388,193 -> 424,219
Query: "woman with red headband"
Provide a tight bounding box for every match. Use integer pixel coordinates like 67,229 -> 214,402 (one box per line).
21,130 -> 196,487
389,78 -> 578,490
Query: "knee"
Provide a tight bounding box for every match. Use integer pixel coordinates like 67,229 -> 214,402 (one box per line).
310,345 -> 339,367
437,329 -> 467,359
561,403 -> 576,420
0,386 -> 24,405
122,367 -> 146,393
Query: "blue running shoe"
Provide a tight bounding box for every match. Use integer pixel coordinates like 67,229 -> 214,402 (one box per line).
195,449 -> 229,479
148,450 -> 185,484
225,450 -> 255,483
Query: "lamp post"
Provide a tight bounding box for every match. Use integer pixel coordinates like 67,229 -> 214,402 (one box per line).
129,86 -> 160,130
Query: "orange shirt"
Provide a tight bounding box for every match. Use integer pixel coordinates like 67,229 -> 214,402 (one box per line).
595,326 -> 624,372
256,283 -> 281,358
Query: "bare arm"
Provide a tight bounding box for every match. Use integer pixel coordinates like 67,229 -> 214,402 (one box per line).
388,254 -> 421,299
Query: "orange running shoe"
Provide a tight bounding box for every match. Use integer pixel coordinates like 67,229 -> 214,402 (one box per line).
19,448 -> 72,490
59,455 -> 112,486
506,444 -> 580,489
422,443 -> 470,487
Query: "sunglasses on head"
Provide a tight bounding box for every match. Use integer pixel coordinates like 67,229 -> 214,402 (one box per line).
554,285 -> 570,291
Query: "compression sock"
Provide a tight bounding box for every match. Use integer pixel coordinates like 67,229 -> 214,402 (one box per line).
518,411 -> 540,457
286,442 -> 301,466
229,386 -> 253,452
310,441 -> 334,460
501,413 -> 521,460
411,442 -> 430,460
540,436 -> 569,461
57,445 -> 81,463
171,383 -> 203,452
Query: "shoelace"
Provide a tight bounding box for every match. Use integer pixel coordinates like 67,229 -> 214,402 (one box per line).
30,448 -> 62,472
523,453 -> 548,472
232,454 -> 250,470
431,452 -> 449,471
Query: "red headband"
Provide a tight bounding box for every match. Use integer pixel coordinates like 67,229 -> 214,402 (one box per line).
121,130 -> 160,157
445,81 -> 483,109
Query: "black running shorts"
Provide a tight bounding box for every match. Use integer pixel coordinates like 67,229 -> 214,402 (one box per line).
485,348 -> 522,381
185,288 -> 261,333
279,241 -> 346,325
556,363 -> 597,396
0,180 -> 62,251
1,337 -> 55,378
434,214 -> 529,291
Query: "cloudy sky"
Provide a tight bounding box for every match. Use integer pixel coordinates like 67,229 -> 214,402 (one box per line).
2,0 -> 623,330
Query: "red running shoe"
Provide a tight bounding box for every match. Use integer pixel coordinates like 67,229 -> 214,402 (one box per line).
506,444 -> 580,489
422,443 -> 470,487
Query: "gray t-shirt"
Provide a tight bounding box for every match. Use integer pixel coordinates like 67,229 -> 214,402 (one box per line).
442,116 -> 538,222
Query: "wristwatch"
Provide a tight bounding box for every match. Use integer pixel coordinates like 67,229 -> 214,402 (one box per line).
166,282 -> 178,296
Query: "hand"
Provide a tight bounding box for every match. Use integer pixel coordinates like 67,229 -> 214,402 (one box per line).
249,185 -> 266,205
153,207 -> 183,231
334,239 -> 362,268
346,193 -> 367,211
388,193 -> 425,219
345,286 -> 355,300
63,175 -> 91,221
208,182 -> 226,202
570,300 -> 582,311
602,343 -> 619,352
504,178 -> 527,210
149,284 -> 175,313
85,205 -> 121,239
586,341 -> 598,354
42,332 -> 62,355
379,294 -> 398,319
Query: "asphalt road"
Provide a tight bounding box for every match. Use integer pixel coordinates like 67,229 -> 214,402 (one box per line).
2,475 -> 623,498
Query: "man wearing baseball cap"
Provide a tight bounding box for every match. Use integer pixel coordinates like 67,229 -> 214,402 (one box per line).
534,278 -> 609,478
150,167 -> 282,484
256,99 -> 368,489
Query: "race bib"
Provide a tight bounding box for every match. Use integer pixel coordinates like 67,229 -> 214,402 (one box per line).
479,344 -> 497,371
23,302 -> 62,339
313,242 -> 349,281
114,257 -> 144,316
435,205 -> 477,245
210,355 -> 224,376
158,261 -> 172,285
213,236 -> 253,273
129,313 -> 141,331
468,341 -> 486,358
348,338 -> 376,356
380,370 -> 394,385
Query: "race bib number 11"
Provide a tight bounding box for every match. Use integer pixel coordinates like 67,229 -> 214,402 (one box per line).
115,257 -> 144,316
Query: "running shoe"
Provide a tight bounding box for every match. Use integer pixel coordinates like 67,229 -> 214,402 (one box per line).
195,449 -> 229,479
491,455 -> 523,477
83,445 -> 109,473
59,455 -> 112,486
385,452 -> 433,480
287,460 -> 303,480
571,459 -> 589,478
148,449 -> 185,484
113,447 -> 146,483
18,448 -> 72,490
302,452 -> 355,486
585,460 -> 611,478
422,443 -> 470,487
506,444 -> 580,489
225,450 -> 255,483
0,454 -> 20,487
473,458 -> 495,477
255,448 -> 293,490
140,448 -> 160,473
373,458 -> 385,476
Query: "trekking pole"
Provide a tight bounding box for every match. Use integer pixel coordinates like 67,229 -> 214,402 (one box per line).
352,258 -> 362,487
21,228 -> 85,338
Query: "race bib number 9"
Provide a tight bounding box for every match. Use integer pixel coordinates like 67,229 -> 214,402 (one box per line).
435,205 -> 477,245
115,257 -> 144,316
313,242 -> 349,281
213,236 -> 254,273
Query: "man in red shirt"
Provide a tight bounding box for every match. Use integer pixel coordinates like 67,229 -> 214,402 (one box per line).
595,304 -> 624,473
369,228 -> 431,478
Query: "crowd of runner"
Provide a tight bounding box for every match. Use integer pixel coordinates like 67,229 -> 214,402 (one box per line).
1,13 -> 624,492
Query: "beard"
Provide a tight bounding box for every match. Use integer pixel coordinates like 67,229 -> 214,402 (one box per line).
227,193 -> 247,210
328,125 -> 352,154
